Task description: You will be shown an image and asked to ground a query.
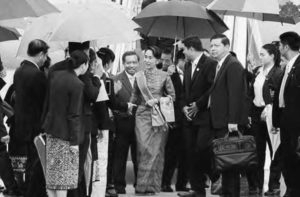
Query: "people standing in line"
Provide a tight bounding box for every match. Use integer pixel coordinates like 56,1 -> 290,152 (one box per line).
160,48 -> 189,192
208,34 -> 248,197
178,37 -> 217,197
111,51 -> 139,194
13,39 -> 49,197
273,32 -> 300,197
128,46 -> 175,195
246,44 -> 283,195
43,50 -> 89,197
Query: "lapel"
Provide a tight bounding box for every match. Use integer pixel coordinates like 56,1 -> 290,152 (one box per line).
211,54 -> 232,90
191,54 -> 207,86
121,71 -> 133,94
285,54 -> 300,90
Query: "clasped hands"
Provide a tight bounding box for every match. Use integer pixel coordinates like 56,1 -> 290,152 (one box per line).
127,102 -> 137,115
183,102 -> 199,121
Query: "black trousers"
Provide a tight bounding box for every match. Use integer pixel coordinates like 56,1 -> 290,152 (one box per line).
0,147 -> 17,191
267,143 -> 290,190
162,124 -> 188,188
107,130 -> 115,188
280,122 -> 300,197
246,106 -> 272,190
24,142 -> 47,197
182,123 -> 212,193
113,119 -> 137,190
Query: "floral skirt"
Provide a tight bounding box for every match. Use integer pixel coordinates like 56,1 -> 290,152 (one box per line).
46,135 -> 79,190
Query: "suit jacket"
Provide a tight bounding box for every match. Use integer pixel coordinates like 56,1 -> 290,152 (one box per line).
249,66 -> 283,114
180,54 -> 217,126
111,71 -> 135,133
209,54 -> 249,131
273,55 -> 300,131
43,70 -> 84,145
14,60 -> 47,142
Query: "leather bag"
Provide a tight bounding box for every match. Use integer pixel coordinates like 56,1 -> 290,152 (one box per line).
212,130 -> 258,172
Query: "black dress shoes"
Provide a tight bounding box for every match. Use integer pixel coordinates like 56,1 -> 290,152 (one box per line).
178,190 -> 206,197
3,189 -> 22,196
105,188 -> 118,197
161,185 -> 174,192
176,186 -> 191,192
135,190 -> 156,196
115,187 -> 126,194
264,188 -> 281,196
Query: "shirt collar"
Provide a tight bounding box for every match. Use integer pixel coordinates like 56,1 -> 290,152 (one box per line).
192,53 -> 203,66
218,53 -> 230,67
287,54 -> 299,72
125,71 -> 135,79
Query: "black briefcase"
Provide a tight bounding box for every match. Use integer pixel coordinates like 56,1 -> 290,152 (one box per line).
212,131 -> 258,172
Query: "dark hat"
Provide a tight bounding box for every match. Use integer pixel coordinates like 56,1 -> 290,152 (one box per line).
68,41 -> 90,54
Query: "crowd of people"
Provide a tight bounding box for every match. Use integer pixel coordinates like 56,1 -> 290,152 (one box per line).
0,30 -> 299,197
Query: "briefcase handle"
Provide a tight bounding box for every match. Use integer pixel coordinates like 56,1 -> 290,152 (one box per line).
224,130 -> 243,139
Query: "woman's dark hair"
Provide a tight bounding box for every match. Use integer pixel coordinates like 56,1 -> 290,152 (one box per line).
68,50 -> 89,69
262,43 -> 281,67
145,46 -> 161,59
97,48 -> 115,66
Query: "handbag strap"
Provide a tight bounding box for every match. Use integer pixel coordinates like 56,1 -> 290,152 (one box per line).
135,71 -> 155,102
224,130 -> 243,139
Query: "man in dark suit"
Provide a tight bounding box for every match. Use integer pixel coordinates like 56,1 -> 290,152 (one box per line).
14,39 -> 49,197
273,32 -> 300,197
209,34 -> 248,197
159,48 -> 189,192
178,37 -> 217,197
111,51 -> 139,194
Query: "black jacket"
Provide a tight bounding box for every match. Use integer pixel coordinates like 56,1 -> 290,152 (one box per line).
14,60 -> 47,142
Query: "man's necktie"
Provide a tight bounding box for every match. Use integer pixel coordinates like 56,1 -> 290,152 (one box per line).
279,66 -> 290,108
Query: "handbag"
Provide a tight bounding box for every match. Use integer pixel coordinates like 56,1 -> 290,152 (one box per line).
159,97 -> 175,123
212,130 -> 258,172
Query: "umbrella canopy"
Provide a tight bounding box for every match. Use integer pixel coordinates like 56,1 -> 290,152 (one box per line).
207,0 -> 300,24
133,0 -> 228,39
17,2 -> 140,57
0,26 -> 21,42
0,0 -> 59,20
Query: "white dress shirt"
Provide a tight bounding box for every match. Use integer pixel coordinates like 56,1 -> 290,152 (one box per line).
125,71 -> 135,87
191,53 -> 203,78
253,66 -> 273,107
279,54 -> 299,108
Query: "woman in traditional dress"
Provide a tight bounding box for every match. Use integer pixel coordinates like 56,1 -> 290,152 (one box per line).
129,46 -> 175,195
43,50 -> 88,197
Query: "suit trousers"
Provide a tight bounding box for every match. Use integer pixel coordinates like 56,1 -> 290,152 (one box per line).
107,130 -> 115,188
280,123 -> 300,197
214,127 -> 240,197
25,142 -> 47,197
0,149 -> 18,191
113,118 -> 137,190
183,123 -> 212,193
268,144 -> 290,190
162,124 -> 188,188
246,106 -> 272,190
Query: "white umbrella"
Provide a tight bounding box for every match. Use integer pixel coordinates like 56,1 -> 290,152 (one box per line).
17,2 -> 140,57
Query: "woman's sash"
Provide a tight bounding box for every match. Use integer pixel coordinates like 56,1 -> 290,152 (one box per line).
135,72 -> 166,127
